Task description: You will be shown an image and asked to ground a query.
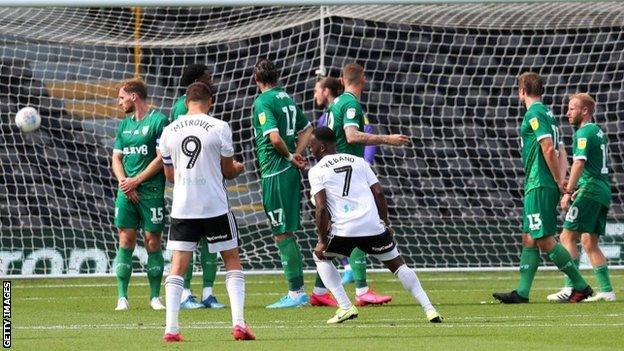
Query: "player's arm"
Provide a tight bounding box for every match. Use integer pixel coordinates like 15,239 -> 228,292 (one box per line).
119,151 -> 163,193
370,183 -> 389,227
561,134 -> 589,210
268,131 -> 306,169
159,127 -> 174,184
221,156 -> 244,179
112,125 -> 139,203
295,124 -> 313,156
344,125 -> 410,146
313,189 -> 331,260
558,143 -> 569,182
539,137 -> 564,192
163,164 -> 174,183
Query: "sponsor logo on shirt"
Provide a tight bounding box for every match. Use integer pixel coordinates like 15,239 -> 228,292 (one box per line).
529,118 -> 539,131
578,138 -> 587,150
259,112 -> 267,125
122,145 -> 149,155
346,108 -> 356,119
123,130 -> 132,134
142,126 -> 149,135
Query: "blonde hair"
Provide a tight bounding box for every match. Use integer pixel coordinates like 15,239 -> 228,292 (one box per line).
341,63 -> 364,86
569,92 -> 596,115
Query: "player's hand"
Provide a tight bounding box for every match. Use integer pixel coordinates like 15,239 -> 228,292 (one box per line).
560,193 -> 571,212
386,226 -> 395,237
233,161 -> 245,176
556,180 -> 565,194
314,241 -> 328,261
387,134 -> 411,146
120,177 -> 140,193
291,153 -> 307,170
571,189 -> 580,201
126,190 -> 140,204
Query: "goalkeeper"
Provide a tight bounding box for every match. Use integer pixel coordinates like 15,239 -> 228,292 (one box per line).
169,63 -> 224,309
112,79 -> 168,311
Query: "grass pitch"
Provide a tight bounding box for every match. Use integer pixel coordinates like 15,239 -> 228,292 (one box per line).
12,270 -> 624,351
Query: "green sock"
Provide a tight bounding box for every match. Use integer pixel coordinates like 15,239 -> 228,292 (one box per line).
515,247 -> 540,299
115,247 -> 134,299
146,250 -> 164,299
184,252 -> 194,289
277,236 -> 304,291
564,258 -> 579,288
547,243 -> 588,291
594,264 -> 613,293
314,273 -> 326,289
199,238 -> 218,288
349,248 -> 368,289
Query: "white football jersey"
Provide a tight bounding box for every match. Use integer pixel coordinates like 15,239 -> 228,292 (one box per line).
308,153 -> 385,237
159,113 -> 234,218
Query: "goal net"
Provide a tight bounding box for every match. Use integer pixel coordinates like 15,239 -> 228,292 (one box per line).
1,3 -> 623,276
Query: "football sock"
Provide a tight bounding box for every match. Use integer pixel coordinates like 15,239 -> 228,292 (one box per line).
355,287 -> 369,296
226,270 -> 246,327
183,252 -> 194,289
594,264 -> 613,293
199,239 -> 218,290
314,254 -> 351,309
313,273 -> 328,295
146,250 -> 164,299
548,243 -> 588,291
202,287 -> 214,301
395,264 -> 434,312
349,248 -> 368,288
165,275 -> 184,334
115,247 -> 133,299
564,258 -> 580,288
515,247 -> 540,299
277,236 -> 305,292
181,289 -> 192,302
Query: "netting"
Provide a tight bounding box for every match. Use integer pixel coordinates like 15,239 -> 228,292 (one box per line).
1,3 -> 623,276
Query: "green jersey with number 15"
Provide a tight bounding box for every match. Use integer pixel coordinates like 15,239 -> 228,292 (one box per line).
520,101 -> 560,193
252,87 -> 311,177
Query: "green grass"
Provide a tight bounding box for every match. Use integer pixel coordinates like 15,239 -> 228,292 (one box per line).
11,270 -> 624,350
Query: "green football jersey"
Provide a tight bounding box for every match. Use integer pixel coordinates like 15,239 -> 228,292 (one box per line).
252,86 -> 310,177
113,109 -> 169,199
520,101 -> 560,192
573,122 -> 611,206
327,92 -> 365,157
169,94 -> 187,122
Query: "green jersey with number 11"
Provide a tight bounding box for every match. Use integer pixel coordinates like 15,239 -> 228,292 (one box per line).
252,87 -> 310,177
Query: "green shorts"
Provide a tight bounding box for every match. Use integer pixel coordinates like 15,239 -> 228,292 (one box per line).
522,187 -> 559,239
261,166 -> 302,235
114,192 -> 165,233
563,196 -> 609,236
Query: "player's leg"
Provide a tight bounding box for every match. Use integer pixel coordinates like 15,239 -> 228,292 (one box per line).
340,257 -> 354,284
310,271 -> 337,307
264,169 -> 307,308
113,195 -> 139,310
199,238 -> 223,308
350,247 -> 392,306
547,229 -> 579,301
179,252 -> 204,309
139,198 -> 166,309
313,236 -> 358,324
580,203 -> 615,301
163,218 -> 201,342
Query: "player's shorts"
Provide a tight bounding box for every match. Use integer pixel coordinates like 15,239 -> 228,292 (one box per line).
324,230 -> 400,262
167,212 -> 239,253
563,196 -> 609,236
261,166 -> 302,235
114,194 -> 165,233
522,187 -> 559,239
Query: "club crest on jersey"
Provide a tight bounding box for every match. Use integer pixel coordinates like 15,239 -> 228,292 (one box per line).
346,108 -> 356,119
142,126 -> 149,135
578,138 -> 587,150
259,112 -> 267,125
529,118 -> 539,131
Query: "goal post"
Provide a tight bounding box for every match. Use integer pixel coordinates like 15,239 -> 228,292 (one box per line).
0,2 -> 623,277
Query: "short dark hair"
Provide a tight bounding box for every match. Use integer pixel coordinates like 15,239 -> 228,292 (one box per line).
253,59 -> 279,85
181,64 -> 212,87
313,126 -> 337,144
518,71 -> 544,97
120,78 -> 148,100
185,82 -> 212,103
319,77 -> 344,98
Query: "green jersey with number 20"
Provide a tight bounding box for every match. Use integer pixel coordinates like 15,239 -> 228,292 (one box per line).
520,101 -> 560,192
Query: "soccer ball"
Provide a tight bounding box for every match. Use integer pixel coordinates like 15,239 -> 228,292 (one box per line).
15,107 -> 41,133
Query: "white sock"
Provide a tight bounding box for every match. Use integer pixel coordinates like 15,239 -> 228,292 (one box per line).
202,287 -> 213,301
165,275 -> 184,334
344,264 -> 352,271
395,264 -> 434,312
314,253 -> 352,309
355,286 -> 369,296
225,270 -> 245,328
288,289 -> 306,299
313,286 -> 328,295
180,288 -> 192,302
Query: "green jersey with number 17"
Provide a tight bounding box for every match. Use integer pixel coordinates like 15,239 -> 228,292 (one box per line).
520,101 -> 560,192
252,87 -> 311,177
573,123 -> 611,206
113,109 -> 169,198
